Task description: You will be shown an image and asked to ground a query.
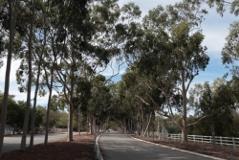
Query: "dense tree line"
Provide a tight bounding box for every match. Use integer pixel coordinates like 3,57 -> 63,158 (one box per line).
101,0 -> 239,141
0,94 -> 69,134
1,0 -> 239,154
0,0 -> 124,153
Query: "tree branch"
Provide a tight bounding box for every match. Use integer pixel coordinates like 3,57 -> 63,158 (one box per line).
135,95 -> 150,106
187,115 -> 207,127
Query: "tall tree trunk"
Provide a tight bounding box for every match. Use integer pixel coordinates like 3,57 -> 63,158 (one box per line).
77,105 -> 81,135
90,116 -> 93,135
29,60 -> 41,147
181,73 -> 188,142
0,0 -> 16,154
211,122 -> 216,144
92,116 -> 96,135
157,117 -> 160,139
67,70 -> 75,142
137,113 -> 140,135
123,119 -> 127,134
106,116 -> 109,131
30,21 -> 46,147
44,70 -> 54,145
68,104 -> 74,141
140,106 -> 144,136
143,112 -> 152,137
87,115 -> 91,134
21,16 -> 34,150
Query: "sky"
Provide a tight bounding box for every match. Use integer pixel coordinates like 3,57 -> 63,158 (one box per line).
0,0 -> 238,106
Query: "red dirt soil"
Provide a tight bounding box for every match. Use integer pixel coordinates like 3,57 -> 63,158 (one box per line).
136,136 -> 239,160
0,134 -> 95,160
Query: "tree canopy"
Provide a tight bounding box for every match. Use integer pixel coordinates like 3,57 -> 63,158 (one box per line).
0,0 -> 239,153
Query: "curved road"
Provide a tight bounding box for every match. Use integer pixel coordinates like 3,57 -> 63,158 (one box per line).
99,134 -> 217,160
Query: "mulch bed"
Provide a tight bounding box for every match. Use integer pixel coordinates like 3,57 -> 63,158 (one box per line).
136,136 -> 239,160
0,134 -> 95,160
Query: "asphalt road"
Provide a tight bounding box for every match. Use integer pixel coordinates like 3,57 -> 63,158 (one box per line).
2,132 -> 67,153
99,134 -> 216,160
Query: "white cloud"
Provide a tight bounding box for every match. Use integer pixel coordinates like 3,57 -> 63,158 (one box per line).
201,9 -> 236,57
0,59 -> 21,83
202,28 -> 228,56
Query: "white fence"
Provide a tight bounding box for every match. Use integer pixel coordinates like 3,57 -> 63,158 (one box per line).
168,134 -> 239,148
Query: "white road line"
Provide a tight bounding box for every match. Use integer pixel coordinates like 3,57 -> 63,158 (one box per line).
131,137 -> 226,160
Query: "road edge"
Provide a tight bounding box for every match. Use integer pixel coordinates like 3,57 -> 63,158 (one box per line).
95,135 -> 104,160
132,137 -> 226,160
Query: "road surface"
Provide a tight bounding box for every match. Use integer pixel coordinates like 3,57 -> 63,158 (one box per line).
99,134 -> 216,160
2,132 -> 67,153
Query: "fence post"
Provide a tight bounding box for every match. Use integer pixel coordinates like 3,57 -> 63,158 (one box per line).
220,136 -> 223,146
193,135 -> 195,142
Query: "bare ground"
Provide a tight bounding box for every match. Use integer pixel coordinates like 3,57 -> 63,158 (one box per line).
135,136 -> 239,160
0,134 -> 95,160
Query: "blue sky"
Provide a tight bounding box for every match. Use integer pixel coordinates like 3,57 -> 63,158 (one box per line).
0,0 -> 238,105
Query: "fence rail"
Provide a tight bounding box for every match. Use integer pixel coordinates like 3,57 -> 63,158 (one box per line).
167,134 -> 239,148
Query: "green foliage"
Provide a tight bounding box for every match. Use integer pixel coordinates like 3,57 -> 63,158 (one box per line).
190,79 -> 238,136
46,110 -> 67,128
0,97 -> 25,132
222,21 -> 239,65
0,0 -> 238,139
76,77 -> 92,112
0,96 -> 44,132
88,75 -> 112,123
195,0 -> 239,15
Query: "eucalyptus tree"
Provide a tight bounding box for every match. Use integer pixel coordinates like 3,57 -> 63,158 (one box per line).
87,75 -> 112,134
188,0 -> 239,110
29,35 -> 45,147
204,0 -> 239,109
209,80 -> 236,137
74,71 -> 92,134
187,0 -> 239,15
107,83 -> 125,131
29,0 -> 49,147
190,83 -> 214,139
0,26 -> 4,68
15,0 -> 47,148
170,22 -> 209,141
0,0 -> 16,154
190,79 -> 237,139
47,0 -> 121,141
19,0 -> 39,150
42,46 -> 58,145
117,2 -> 209,141
186,0 -> 239,74
222,22 -> 239,77
145,3 -> 209,142
25,0 -> 63,145
121,70 -> 155,135
109,65 -> 166,135
81,2 -> 143,134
